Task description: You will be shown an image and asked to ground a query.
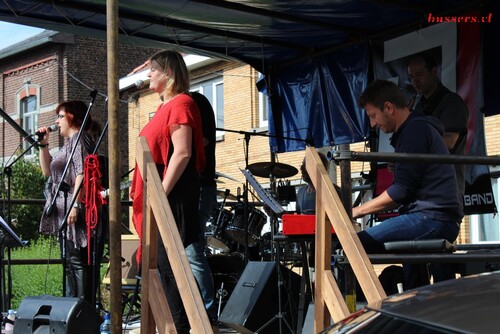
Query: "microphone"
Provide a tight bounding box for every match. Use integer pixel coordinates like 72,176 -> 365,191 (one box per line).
35,124 -> 58,141
120,79 -> 146,93
135,79 -> 145,89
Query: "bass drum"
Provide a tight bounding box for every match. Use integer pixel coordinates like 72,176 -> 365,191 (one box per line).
225,205 -> 267,247
206,206 -> 234,252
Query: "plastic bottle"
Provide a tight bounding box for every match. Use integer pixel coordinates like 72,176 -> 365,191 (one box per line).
100,313 -> 111,334
4,309 -> 15,333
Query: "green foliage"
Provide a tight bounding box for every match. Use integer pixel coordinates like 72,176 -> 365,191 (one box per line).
10,237 -> 62,310
9,237 -> 109,310
9,158 -> 46,240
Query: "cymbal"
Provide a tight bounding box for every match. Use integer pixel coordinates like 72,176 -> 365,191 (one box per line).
217,190 -> 238,201
247,162 -> 298,178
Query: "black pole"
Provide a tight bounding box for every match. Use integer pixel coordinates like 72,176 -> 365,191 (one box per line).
1,139 -> 40,311
331,150 -> 500,165
0,107 -> 36,146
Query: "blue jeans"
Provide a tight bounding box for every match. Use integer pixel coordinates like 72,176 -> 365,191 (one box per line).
186,185 -> 217,321
358,212 -> 460,289
185,242 -> 217,320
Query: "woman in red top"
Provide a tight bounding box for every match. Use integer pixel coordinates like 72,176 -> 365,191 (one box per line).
130,50 -> 205,333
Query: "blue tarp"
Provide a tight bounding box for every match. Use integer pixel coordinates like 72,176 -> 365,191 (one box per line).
261,44 -> 370,153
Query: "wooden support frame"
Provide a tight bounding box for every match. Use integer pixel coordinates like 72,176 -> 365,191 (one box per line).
305,147 -> 387,333
136,136 -> 213,333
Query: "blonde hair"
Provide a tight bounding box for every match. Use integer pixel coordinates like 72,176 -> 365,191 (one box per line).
149,50 -> 190,96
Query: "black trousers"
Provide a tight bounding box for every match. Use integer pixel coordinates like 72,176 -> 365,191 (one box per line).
60,239 -> 98,305
157,236 -> 190,334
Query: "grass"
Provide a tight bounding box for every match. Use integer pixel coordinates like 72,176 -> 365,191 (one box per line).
9,237 -> 108,310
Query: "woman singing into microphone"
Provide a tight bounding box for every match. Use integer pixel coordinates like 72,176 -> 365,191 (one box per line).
37,100 -> 100,304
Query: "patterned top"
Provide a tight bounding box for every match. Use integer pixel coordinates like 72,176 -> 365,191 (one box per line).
40,132 -> 94,248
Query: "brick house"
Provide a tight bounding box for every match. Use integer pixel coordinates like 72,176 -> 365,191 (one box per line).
0,30 -> 161,175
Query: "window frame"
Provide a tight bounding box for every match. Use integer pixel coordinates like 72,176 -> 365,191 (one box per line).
191,76 -> 224,140
16,84 -> 41,157
258,91 -> 269,129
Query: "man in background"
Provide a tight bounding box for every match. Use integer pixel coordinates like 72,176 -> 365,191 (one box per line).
408,52 -> 469,195
186,91 -> 218,327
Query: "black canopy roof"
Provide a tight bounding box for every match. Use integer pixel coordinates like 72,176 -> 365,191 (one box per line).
0,0 -> 489,73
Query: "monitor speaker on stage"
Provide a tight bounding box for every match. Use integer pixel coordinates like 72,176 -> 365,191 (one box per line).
14,295 -> 100,334
219,261 -> 303,334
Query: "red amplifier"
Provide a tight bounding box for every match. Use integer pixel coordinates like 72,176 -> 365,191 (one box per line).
282,214 -> 335,235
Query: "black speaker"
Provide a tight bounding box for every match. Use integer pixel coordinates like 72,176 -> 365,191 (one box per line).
14,295 -> 100,334
208,253 -> 246,313
219,261 -> 303,334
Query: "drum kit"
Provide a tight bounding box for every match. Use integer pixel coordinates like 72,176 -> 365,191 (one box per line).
205,162 -> 301,315
206,162 -> 298,255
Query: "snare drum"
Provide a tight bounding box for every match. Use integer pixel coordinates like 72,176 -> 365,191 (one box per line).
225,205 -> 267,247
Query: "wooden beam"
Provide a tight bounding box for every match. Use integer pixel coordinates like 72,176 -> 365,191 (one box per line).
137,137 -> 157,334
106,0 -> 122,332
147,163 -> 212,333
322,270 -> 350,321
306,147 -> 386,304
148,270 -> 176,333
306,147 -> 387,332
136,136 -> 212,333
314,205 -> 344,332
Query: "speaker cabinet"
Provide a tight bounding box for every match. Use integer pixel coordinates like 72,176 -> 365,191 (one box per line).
208,253 -> 246,314
103,234 -> 140,286
219,261 -> 303,334
14,295 -> 100,334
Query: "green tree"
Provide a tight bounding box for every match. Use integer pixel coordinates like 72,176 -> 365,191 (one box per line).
9,158 -> 46,240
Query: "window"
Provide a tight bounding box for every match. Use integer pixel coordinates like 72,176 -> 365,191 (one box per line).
192,76 -> 224,139
21,95 -> 38,155
16,83 -> 40,156
470,175 -> 500,243
259,92 -> 269,129
257,73 -> 269,130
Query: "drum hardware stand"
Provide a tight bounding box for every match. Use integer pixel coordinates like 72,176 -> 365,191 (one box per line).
218,126 -> 308,333
216,281 -> 225,318
212,189 -> 231,247
256,209 -> 295,334
215,127 -> 256,264
241,168 -> 296,333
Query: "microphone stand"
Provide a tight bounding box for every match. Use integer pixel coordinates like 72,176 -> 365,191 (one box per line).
50,90 -> 97,298
0,107 -> 37,146
217,127 -> 308,334
62,98 -> 114,310
0,139 -> 39,311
